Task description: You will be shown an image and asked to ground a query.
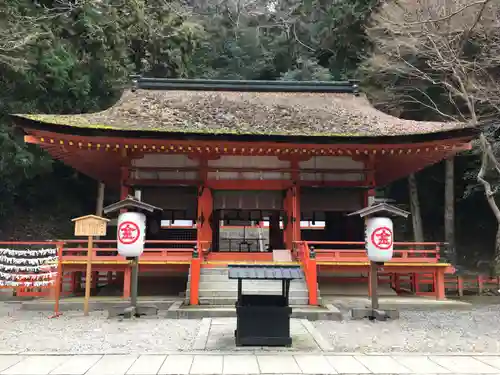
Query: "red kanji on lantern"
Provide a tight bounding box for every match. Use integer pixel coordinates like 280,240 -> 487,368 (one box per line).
370,226 -> 393,250
118,221 -> 140,245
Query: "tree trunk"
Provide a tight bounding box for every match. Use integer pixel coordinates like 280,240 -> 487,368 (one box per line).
444,158 -> 456,264
408,173 -> 424,243
477,134 -> 500,275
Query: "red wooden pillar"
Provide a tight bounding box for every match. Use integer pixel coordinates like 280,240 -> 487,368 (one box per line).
190,248 -> 202,305
197,186 -> 213,252
123,268 -> 131,299
283,189 -> 293,249
457,276 -> 464,297
190,185 -> 212,306
307,250 -> 318,305
435,268 -> 446,300
292,185 -> 301,244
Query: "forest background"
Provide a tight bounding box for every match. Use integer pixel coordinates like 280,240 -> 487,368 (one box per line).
1,0 -> 499,272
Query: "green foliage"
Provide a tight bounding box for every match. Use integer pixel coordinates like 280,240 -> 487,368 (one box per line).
0,0 -> 205,226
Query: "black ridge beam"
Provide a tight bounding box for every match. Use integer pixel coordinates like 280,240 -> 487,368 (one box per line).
130,77 -> 360,93
134,77 -> 355,87
134,81 -> 357,93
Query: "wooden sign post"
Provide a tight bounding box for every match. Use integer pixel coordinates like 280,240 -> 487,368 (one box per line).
72,215 -> 109,316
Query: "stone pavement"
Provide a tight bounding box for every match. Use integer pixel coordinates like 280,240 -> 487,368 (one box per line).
2,353 -> 500,374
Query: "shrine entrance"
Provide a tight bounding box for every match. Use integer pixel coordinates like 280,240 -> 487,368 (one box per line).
212,209 -> 287,252
211,190 -> 286,253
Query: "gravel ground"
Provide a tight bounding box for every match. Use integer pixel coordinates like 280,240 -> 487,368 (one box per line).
0,304 -> 200,353
4,302 -> 500,354
314,305 -> 500,353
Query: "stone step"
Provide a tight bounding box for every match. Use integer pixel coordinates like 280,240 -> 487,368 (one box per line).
192,273 -> 306,279
187,283 -> 312,291
186,266 -> 318,306
191,276 -> 317,285
195,296 -> 313,305
189,290 -> 311,296
193,279 -> 309,287
188,290 -> 310,298
188,286 -> 310,293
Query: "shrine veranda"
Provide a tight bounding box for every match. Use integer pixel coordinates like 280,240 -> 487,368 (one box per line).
4,78 -> 480,304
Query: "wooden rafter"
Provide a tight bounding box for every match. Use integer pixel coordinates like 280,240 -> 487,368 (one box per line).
25,128 -> 474,188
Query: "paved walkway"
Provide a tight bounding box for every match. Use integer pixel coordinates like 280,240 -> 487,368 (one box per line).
1,353 -> 500,374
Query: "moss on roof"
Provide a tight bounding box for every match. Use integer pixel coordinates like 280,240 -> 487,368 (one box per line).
13,89 -> 471,137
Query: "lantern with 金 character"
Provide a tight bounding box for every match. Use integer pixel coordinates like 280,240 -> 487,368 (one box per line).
103,195 -> 162,318
116,212 -> 146,257
349,201 -> 410,263
348,201 -> 410,321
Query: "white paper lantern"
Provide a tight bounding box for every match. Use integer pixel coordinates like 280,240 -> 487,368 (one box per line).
117,212 -> 146,257
365,217 -> 394,262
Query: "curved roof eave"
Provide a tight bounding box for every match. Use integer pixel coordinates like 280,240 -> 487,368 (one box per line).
12,114 -> 480,145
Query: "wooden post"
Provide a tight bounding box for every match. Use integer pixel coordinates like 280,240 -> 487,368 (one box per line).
84,235 -> 93,316
51,243 -> 64,318
307,246 -> 318,305
435,268 -> 446,300
190,246 -> 201,305
369,261 -> 379,310
96,182 -> 105,216
71,214 -> 109,316
196,186 -> 213,252
130,257 -> 139,308
457,276 -> 464,297
123,267 -> 131,299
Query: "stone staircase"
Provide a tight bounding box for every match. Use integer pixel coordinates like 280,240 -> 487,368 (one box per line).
185,267 -> 320,306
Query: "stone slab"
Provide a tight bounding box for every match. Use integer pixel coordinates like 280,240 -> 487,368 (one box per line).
50,355 -> 102,375
256,355 -> 301,374
204,318 -> 320,351
325,355 -> 371,374
166,305 -> 341,320
294,355 -> 336,374
222,355 -> 259,375
393,355 -> 451,373
355,355 -> 412,373
193,318 -> 212,350
0,356 -> 24,373
2,356 -> 68,375
299,319 -> 334,351
86,355 -> 138,375
126,355 -> 166,375
190,355 -> 223,375
430,356 -> 500,374
2,353 -> 500,375
158,355 -> 193,375
475,356 -> 500,370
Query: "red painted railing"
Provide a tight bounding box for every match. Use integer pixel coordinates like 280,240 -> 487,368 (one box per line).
301,241 -> 441,263
61,239 -> 201,263
294,241 -> 318,305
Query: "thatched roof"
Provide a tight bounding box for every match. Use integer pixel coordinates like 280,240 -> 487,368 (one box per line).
13,89 -> 472,137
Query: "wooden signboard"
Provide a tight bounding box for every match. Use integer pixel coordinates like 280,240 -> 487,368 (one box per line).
72,215 -> 109,237
71,215 -> 110,316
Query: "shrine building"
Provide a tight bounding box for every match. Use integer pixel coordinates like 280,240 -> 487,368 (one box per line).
10,78 -> 479,305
